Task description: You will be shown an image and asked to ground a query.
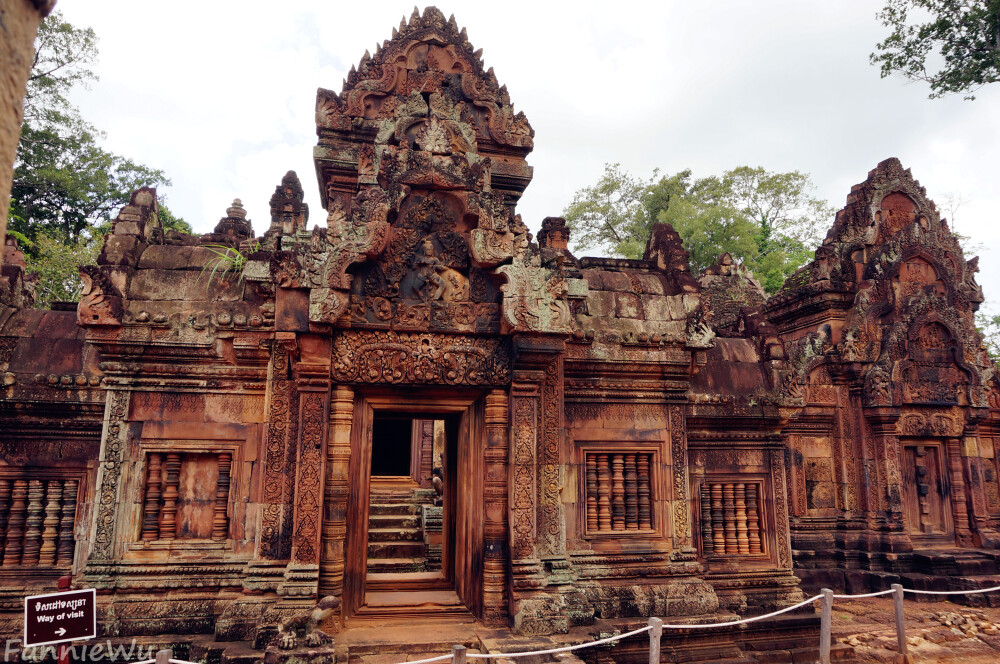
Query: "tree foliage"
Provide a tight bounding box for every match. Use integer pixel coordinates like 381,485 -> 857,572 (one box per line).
8,11 -> 176,307
871,0 -> 1000,99
9,11 -> 170,253
562,164 -> 833,294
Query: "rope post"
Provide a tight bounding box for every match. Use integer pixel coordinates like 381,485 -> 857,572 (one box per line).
452,645 -> 467,664
155,649 -> 172,664
818,588 -> 833,664
891,583 -> 912,664
648,617 -> 663,664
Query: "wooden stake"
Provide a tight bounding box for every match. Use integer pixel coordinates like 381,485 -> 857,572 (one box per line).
648,616 -> 663,664
819,588 -> 833,664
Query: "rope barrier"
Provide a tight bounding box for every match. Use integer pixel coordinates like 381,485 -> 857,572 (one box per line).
902,583 -> 1000,596
32,584 -> 1000,664
402,655 -> 459,664
465,625 -> 653,659
832,589 -> 895,599
658,593 -> 823,629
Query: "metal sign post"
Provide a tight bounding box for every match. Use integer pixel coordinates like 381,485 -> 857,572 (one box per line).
23,587 -> 96,648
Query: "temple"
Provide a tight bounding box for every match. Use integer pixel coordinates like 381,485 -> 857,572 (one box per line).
1,7 -> 998,662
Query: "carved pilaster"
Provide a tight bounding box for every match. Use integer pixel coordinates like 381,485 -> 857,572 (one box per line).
508,336 -> 587,635
319,385 -> 353,606
259,338 -> 296,561
669,405 -> 693,551
538,355 -> 565,557
947,437 -> 973,545
90,389 -> 131,561
483,388 -> 509,628
280,359 -> 331,603
770,450 -> 793,570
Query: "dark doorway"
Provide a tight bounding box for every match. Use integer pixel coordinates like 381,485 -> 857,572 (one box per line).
371,416 -> 414,477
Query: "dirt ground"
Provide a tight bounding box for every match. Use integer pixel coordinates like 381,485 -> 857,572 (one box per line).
831,595 -> 1000,663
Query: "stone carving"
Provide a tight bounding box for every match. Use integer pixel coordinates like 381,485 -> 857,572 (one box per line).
260,343 -> 294,559
292,390 -> 327,564
77,265 -> 123,326
496,264 -> 586,335
864,365 -> 892,406
410,237 -> 470,301
90,390 -> 129,559
331,331 -> 510,385
274,596 -> 339,649
510,395 -> 536,560
670,405 -> 691,548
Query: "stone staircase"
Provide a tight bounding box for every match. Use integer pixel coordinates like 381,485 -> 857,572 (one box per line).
367,488 -> 434,576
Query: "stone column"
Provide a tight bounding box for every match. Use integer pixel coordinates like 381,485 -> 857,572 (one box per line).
482,388 -> 509,627
319,385 -> 353,612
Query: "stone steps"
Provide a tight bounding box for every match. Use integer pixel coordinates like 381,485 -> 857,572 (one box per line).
369,513 -> 421,529
369,502 -> 422,516
368,540 -> 427,558
367,556 -> 427,573
369,526 -> 422,542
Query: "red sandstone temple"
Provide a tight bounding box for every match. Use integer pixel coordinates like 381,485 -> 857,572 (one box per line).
0,7 -> 997,662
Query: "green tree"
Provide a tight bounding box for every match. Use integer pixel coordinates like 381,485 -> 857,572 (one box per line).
871,0 -> 1000,100
9,10 -> 170,253
23,234 -> 100,308
9,11 -> 173,307
562,163 -> 659,258
562,164 -> 833,294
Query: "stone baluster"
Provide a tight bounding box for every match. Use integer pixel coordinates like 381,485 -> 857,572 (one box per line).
638,454 -> 652,530
597,454 -> 611,531
57,480 -> 78,566
141,453 -> 162,541
22,480 -> 44,565
159,453 -> 181,540
611,454 -> 625,531
0,479 -> 10,565
747,483 -> 761,554
213,453 -> 232,540
723,483 -> 736,554
624,454 -> 638,530
711,483 -> 724,554
735,483 -> 749,555
700,484 -> 713,554
4,480 -> 27,564
586,455 -> 598,532
39,480 -> 61,565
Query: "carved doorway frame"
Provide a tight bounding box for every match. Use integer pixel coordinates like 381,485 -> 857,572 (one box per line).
342,388 -> 487,619
900,438 -> 955,544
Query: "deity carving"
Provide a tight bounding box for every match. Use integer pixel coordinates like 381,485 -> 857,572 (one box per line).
410,237 -> 470,302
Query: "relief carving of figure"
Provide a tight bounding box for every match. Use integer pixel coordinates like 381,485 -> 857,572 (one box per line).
410,237 -> 470,301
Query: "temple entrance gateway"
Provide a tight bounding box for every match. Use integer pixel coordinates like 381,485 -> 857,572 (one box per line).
901,441 -> 954,543
340,392 -> 486,620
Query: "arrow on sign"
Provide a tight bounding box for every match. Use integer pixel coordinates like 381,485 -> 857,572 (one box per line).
54,628 -> 66,636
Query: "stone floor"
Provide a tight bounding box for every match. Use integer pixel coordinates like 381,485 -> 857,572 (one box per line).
832,595 -> 1000,663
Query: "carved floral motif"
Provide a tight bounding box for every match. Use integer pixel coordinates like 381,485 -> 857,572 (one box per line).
331,331 -> 510,385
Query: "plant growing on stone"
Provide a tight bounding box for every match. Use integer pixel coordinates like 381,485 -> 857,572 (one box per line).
201,241 -> 261,284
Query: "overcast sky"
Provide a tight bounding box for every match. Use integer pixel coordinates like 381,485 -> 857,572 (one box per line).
58,1 -> 1000,307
